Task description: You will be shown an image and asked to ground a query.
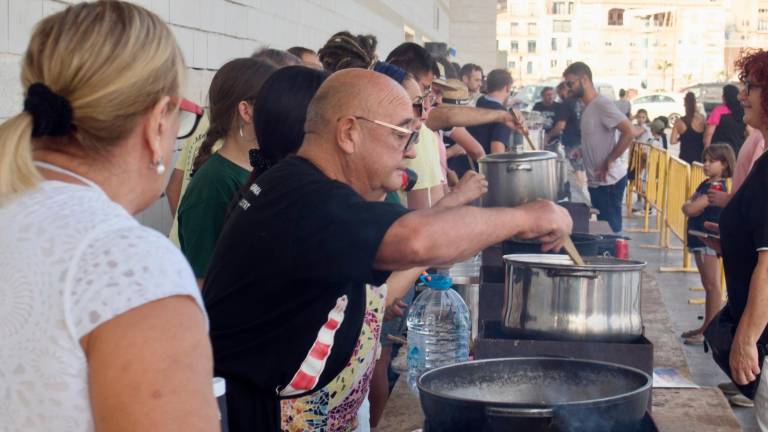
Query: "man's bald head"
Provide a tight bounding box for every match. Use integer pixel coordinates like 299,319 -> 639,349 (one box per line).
305,69 -> 412,135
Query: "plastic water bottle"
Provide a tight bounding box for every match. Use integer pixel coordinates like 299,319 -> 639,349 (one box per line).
406,274 -> 470,392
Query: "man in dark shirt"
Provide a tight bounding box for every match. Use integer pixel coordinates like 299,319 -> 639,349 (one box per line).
532,86 -> 567,145
467,69 -> 514,154
202,69 -> 573,432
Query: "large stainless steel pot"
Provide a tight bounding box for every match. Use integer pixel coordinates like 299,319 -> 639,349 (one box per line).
418,357 -> 652,432
502,254 -> 646,341
478,144 -> 558,207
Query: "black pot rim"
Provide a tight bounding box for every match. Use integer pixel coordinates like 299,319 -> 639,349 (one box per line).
417,357 -> 652,410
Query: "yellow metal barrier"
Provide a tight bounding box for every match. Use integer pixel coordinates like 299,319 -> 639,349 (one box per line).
625,143 -> 644,216
660,156 -> 697,272
627,144 -> 662,233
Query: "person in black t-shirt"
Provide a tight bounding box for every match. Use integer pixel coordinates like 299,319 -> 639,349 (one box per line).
466,69 -> 514,154
701,50 -> 768,418
202,69 -> 573,432
680,144 -> 734,345
532,86 -> 567,145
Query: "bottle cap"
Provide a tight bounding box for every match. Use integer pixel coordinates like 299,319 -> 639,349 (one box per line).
419,273 -> 453,290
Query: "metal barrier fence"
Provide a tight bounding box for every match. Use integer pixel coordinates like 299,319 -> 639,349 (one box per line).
659,156 -> 696,272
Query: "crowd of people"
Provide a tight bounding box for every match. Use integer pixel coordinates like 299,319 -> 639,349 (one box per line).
2,1 -> 768,431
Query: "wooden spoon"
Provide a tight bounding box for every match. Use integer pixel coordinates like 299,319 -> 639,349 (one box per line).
562,236 -> 586,266
508,109 -> 538,151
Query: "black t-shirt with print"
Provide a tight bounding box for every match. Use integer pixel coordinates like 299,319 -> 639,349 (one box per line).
719,151 -> 768,343
203,156 -> 410,432
532,101 -> 567,142
686,179 -> 727,249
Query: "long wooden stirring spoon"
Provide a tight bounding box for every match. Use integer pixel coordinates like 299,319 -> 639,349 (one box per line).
562,236 -> 586,266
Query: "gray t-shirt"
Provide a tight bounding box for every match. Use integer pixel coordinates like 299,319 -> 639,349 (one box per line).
580,95 -> 628,187
614,99 -> 631,117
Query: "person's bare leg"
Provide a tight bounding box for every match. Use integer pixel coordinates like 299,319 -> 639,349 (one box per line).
700,253 -> 723,330
369,345 -> 393,427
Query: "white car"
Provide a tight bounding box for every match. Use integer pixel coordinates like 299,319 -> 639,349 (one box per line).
630,92 -> 705,124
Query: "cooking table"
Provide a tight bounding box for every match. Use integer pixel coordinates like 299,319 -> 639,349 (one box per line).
374,271 -> 741,432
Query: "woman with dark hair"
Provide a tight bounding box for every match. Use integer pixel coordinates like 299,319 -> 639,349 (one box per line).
177,57 -> 275,285
705,84 -> 747,154
701,49 -> 768,425
245,65 -> 329,184
671,91 -> 706,164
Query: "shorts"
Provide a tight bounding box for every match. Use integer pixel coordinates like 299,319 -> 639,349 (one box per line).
379,285 -> 416,347
689,246 -> 718,256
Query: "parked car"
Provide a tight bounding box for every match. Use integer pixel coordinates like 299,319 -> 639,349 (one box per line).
630,92 -> 705,124
680,82 -> 739,116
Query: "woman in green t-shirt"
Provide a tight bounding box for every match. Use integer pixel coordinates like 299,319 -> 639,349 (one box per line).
177,58 -> 275,285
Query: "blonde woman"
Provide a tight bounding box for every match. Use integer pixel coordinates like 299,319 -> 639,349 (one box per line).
0,2 -> 217,431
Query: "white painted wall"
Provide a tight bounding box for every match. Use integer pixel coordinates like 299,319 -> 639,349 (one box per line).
0,0 -> 469,233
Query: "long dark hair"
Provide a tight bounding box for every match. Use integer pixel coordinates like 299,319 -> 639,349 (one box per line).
246,66 -> 328,183
683,91 -> 697,124
192,58 -> 276,172
722,84 -> 745,122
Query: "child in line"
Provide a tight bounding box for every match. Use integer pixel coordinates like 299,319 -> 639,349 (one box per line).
680,143 -> 736,344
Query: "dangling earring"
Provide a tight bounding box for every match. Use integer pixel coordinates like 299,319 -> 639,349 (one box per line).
239,124 -> 244,138
154,155 -> 166,175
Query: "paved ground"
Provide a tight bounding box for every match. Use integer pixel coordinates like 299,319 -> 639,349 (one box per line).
623,214 -> 759,431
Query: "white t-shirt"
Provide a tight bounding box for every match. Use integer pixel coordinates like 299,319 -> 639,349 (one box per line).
0,181 -> 205,432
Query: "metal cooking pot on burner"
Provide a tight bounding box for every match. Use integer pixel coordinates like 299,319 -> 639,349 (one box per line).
418,357 -> 651,432
502,254 -> 646,341
478,143 -> 558,208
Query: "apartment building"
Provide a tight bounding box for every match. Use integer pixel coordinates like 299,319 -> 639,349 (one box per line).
498,0 -> 726,91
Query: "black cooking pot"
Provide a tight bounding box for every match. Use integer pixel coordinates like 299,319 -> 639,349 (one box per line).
417,357 -> 651,432
503,233 -> 600,256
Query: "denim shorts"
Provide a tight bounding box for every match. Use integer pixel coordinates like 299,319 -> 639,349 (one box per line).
689,246 -> 718,256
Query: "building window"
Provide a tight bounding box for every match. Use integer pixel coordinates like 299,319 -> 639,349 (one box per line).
653,12 -> 672,27
759,19 -> 768,31
550,59 -> 558,68
527,61 -> 533,74
760,8 -> 768,14
551,38 -> 557,51
510,22 -> 519,32
510,41 -> 519,52
508,60 -> 516,69
608,8 -> 624,26
568,2 -> 574,14
497,0 -> 507,12
553,2 -> 566,14
528,22 -> 537,34
567,37 -> 572,48
528,40 -> 536,53
553,20 -> 571,32
605,41 -> 612,47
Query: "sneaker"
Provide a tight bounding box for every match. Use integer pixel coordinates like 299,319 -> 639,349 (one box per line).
683,333 -> 705,345
718,381 -> 740,396
729,393 -> 754,408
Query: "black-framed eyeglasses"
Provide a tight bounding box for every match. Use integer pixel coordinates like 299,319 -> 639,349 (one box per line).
352,116 -> 419,153
177,98 -> 204,139
743,80 -> 761,95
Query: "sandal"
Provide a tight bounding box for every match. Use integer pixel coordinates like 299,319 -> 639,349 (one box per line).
680,329 -> 702,338
683,333 -> 705,345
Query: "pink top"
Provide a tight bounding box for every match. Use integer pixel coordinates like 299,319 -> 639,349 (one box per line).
707,105 -> 731,126
733,131 -> 766,191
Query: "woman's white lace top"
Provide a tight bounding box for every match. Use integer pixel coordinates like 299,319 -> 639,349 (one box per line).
0,181 -> 205,431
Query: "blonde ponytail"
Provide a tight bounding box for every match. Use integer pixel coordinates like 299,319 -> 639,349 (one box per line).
0,1 -> 184,204
0,113 -> 40,203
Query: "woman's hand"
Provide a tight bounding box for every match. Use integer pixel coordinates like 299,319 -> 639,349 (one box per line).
730,337 -> 761,385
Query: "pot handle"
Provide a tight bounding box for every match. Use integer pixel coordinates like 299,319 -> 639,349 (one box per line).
506,163 -> 533,172
546,269 -> 599,279
485,406 -> 554,418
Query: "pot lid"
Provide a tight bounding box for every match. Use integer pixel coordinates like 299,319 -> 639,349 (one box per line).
477,150 -> 556,164
502,254 -> 646,271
